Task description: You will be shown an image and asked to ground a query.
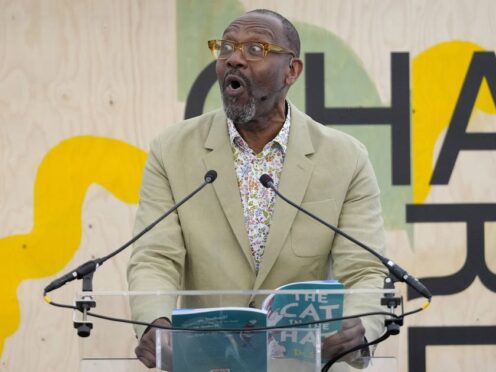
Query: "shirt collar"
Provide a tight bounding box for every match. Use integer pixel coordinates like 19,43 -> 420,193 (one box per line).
227,104 -> 291,153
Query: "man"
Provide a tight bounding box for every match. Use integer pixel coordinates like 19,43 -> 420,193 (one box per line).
128,9 -> 387,370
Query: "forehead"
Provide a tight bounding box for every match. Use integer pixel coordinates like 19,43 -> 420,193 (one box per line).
222,13 -> 284,42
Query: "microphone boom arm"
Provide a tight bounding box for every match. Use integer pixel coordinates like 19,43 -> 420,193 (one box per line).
43,170 -> 218,295
259,174 -> 432,300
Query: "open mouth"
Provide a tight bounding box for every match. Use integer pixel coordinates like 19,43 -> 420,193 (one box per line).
230,79 -> 242,89
224,74 -> 247,96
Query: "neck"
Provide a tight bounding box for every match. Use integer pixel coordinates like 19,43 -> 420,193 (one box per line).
235,101 -> 287,153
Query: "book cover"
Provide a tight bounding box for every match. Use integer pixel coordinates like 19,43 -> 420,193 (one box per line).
171,307 -> 268,372
261,280 -> 344,364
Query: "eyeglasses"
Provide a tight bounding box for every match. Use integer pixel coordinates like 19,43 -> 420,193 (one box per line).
208,39 -> 295,61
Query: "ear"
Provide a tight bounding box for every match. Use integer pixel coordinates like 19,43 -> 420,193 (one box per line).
285,58 -> 303,86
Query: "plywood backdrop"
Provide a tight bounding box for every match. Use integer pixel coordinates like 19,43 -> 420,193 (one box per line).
1,0 -> 495,371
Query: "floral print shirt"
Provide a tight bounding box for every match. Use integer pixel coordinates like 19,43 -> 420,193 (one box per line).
227,108 -> 291,273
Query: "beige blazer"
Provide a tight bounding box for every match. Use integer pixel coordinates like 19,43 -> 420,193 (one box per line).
127,103 -> 387,341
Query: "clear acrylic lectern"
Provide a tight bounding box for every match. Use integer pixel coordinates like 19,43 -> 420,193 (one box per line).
77,288 -> 400,372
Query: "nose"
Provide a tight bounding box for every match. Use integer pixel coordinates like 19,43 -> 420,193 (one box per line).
225,46 -> 247,68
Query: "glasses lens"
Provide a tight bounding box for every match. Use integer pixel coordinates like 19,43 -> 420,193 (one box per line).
244,42 -> 265,60
217,40 -> 234,59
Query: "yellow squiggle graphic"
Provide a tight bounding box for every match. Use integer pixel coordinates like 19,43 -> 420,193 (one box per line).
412,41 -> 496,203
0,136 -> 147,355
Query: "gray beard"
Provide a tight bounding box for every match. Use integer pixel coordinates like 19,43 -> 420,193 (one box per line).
222,95 -> 256,124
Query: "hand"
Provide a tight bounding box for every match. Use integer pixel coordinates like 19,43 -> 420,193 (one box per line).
135,318 -> 173,369
322,318 -> 366,363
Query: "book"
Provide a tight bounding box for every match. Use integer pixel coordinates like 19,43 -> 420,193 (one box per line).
171,307 -> 268,372
261,280 -> 344,364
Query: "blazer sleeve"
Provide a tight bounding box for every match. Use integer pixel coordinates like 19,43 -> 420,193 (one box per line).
330,142 -> 389,346
127,136 -> 186,338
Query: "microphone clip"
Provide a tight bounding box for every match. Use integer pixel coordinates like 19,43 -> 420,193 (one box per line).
73,271 -> 96,337
381,276 -> 402,309
381,276 -> 403,336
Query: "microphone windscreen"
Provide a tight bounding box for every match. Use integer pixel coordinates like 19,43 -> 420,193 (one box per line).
204,170 -> 217,183
259,174 -> 274,188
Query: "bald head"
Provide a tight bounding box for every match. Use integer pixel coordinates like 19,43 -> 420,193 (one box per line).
246,9 -> 301,57
224,10 -> 300,58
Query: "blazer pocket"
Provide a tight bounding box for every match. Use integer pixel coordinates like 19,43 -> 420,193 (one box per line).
290,198 -> 339,257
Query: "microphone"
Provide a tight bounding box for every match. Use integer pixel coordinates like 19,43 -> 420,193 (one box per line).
43,170 -> 218,295
204,170 -> 217,183
259,174 -> 432,300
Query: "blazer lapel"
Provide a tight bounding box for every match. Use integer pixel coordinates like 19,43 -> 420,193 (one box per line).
254,105 -> 315,289
202,111 -> 255,272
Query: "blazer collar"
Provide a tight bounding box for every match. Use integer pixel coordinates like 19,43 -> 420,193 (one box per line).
203,110 -> 256,271
254,103 -> 315,289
